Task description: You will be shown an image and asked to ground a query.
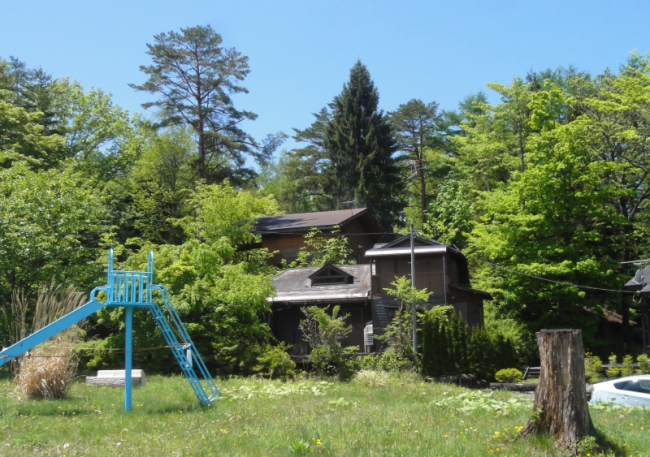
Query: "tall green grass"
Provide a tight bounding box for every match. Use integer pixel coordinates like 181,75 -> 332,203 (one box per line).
0,374 -> 647,456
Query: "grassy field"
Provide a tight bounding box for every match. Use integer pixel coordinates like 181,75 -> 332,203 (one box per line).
0,373 -> 648,456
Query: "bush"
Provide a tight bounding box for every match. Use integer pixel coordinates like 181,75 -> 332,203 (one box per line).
299,305 -> 358,380
606,353 -> 636,378
494,368 -> 523,383
606,354 -> 620,378
637,353 -> 650,374
419,308 -> 518,380
621,354 -> 635,377
374,347 -> 415,372
253,343 -> 296,380
584,352 -> 604,383
353,370 -> 390,388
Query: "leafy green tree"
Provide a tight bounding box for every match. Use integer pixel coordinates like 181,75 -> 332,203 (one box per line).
299,305 -> 357,379
423,175 -> 474,249
289,226 -> 355,268
85,181 -> 282,375
186,179 -> 281,254
130,25 -> 285,183
380,276 -> 432,364
1,58 -> 137,172
52,78 -> 134,163
257,149 -> 328,213
0,57 -> 63,136
455,78 -> 534,192
467,86 -> 625,346
390,99 -> 441,223
131,127 -> 196,244
324,61 -> 404,231
0,162 -> 109,307
0,92 -> 66,168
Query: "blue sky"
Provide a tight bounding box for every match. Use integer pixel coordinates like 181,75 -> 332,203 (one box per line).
2,0 -> 650,155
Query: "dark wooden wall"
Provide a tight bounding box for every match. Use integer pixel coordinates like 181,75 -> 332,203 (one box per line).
371,253 -> 484,330
271,303 -> 372,355
261,218 -> 380,266
372,254 -> 456,298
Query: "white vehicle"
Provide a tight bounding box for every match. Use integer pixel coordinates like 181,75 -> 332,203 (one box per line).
590,375 -> 650,407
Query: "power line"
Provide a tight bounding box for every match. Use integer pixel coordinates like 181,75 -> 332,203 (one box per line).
476,258 -> 636,294
103,219 -> 639,294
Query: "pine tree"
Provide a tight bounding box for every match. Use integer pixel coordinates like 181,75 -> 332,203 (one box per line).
131,25 -> 285,183
324,61 -> 404,231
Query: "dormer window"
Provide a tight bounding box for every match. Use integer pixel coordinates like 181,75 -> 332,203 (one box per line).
308,264 -> 354,286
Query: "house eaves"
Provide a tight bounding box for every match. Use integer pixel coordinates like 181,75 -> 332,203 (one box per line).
365,245 -> 450,257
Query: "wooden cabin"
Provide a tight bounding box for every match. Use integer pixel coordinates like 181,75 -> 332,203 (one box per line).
267,232 -> 491,356
255,208 -> 385,266
269,264 -> 373,356
365,235 -> 490,339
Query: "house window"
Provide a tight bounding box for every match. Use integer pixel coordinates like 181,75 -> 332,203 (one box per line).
312,275 -> 347,285
309,265 -> 353,286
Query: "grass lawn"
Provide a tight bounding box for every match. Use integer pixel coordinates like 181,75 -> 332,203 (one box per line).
0,373 -> 648,456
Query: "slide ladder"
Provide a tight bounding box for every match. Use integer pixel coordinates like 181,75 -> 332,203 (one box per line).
0,250 -> 219,408
148,285 -> 219,404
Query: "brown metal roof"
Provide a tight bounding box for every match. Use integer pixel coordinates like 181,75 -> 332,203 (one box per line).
256,208 -> 371,232
365,234 -> 461,258
269,264 -> 371,303
584,307 -> 637,326
449,284 -> 493,300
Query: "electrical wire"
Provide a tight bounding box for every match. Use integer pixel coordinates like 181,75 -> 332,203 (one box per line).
475,258 -> 637,294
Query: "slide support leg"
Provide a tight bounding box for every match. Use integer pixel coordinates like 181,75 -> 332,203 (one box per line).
125,306 -> 133,412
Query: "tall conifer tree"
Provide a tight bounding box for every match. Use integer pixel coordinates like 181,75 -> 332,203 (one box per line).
324,61 -> 403,231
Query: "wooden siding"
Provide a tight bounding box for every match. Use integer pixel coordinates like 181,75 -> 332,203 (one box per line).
371,252 -> 484,330
271,303 -> 372,354
373,255 -> 455,298
261,215 -> 380,266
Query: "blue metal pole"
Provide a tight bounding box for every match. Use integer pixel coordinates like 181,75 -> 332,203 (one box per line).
125,306 -> 133,412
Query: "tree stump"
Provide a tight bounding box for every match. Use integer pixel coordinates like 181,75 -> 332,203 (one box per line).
521,329 -> 593,450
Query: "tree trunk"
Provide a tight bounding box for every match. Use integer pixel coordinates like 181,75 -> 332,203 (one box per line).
418,159 -> 427,225
521,329 -> 593,450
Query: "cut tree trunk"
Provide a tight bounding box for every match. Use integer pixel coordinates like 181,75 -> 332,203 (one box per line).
521,329 -> 594,450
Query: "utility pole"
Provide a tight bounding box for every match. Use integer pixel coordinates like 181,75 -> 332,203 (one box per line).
410,224 -> 417,355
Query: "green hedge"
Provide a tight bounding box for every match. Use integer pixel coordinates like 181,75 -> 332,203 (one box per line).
420,310 -> 518,381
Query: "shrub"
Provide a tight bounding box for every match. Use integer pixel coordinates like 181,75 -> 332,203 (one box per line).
253,343 -> 296,380
299,305 -> 357,380
420,308 -> 518,380
621,354 -> 635,377
584,352 -> 604,383
354,370 -> 390,388
637,353 -> 650,374
605,353 -> 636,378
494,368 -> 523,383
606,354 -> 620,378
374,347 -> 414,372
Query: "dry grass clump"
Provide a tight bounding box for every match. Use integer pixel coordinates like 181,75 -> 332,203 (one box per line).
13,284 -> 87,400
353,370 -> 390,388
15,331 -> 79,399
